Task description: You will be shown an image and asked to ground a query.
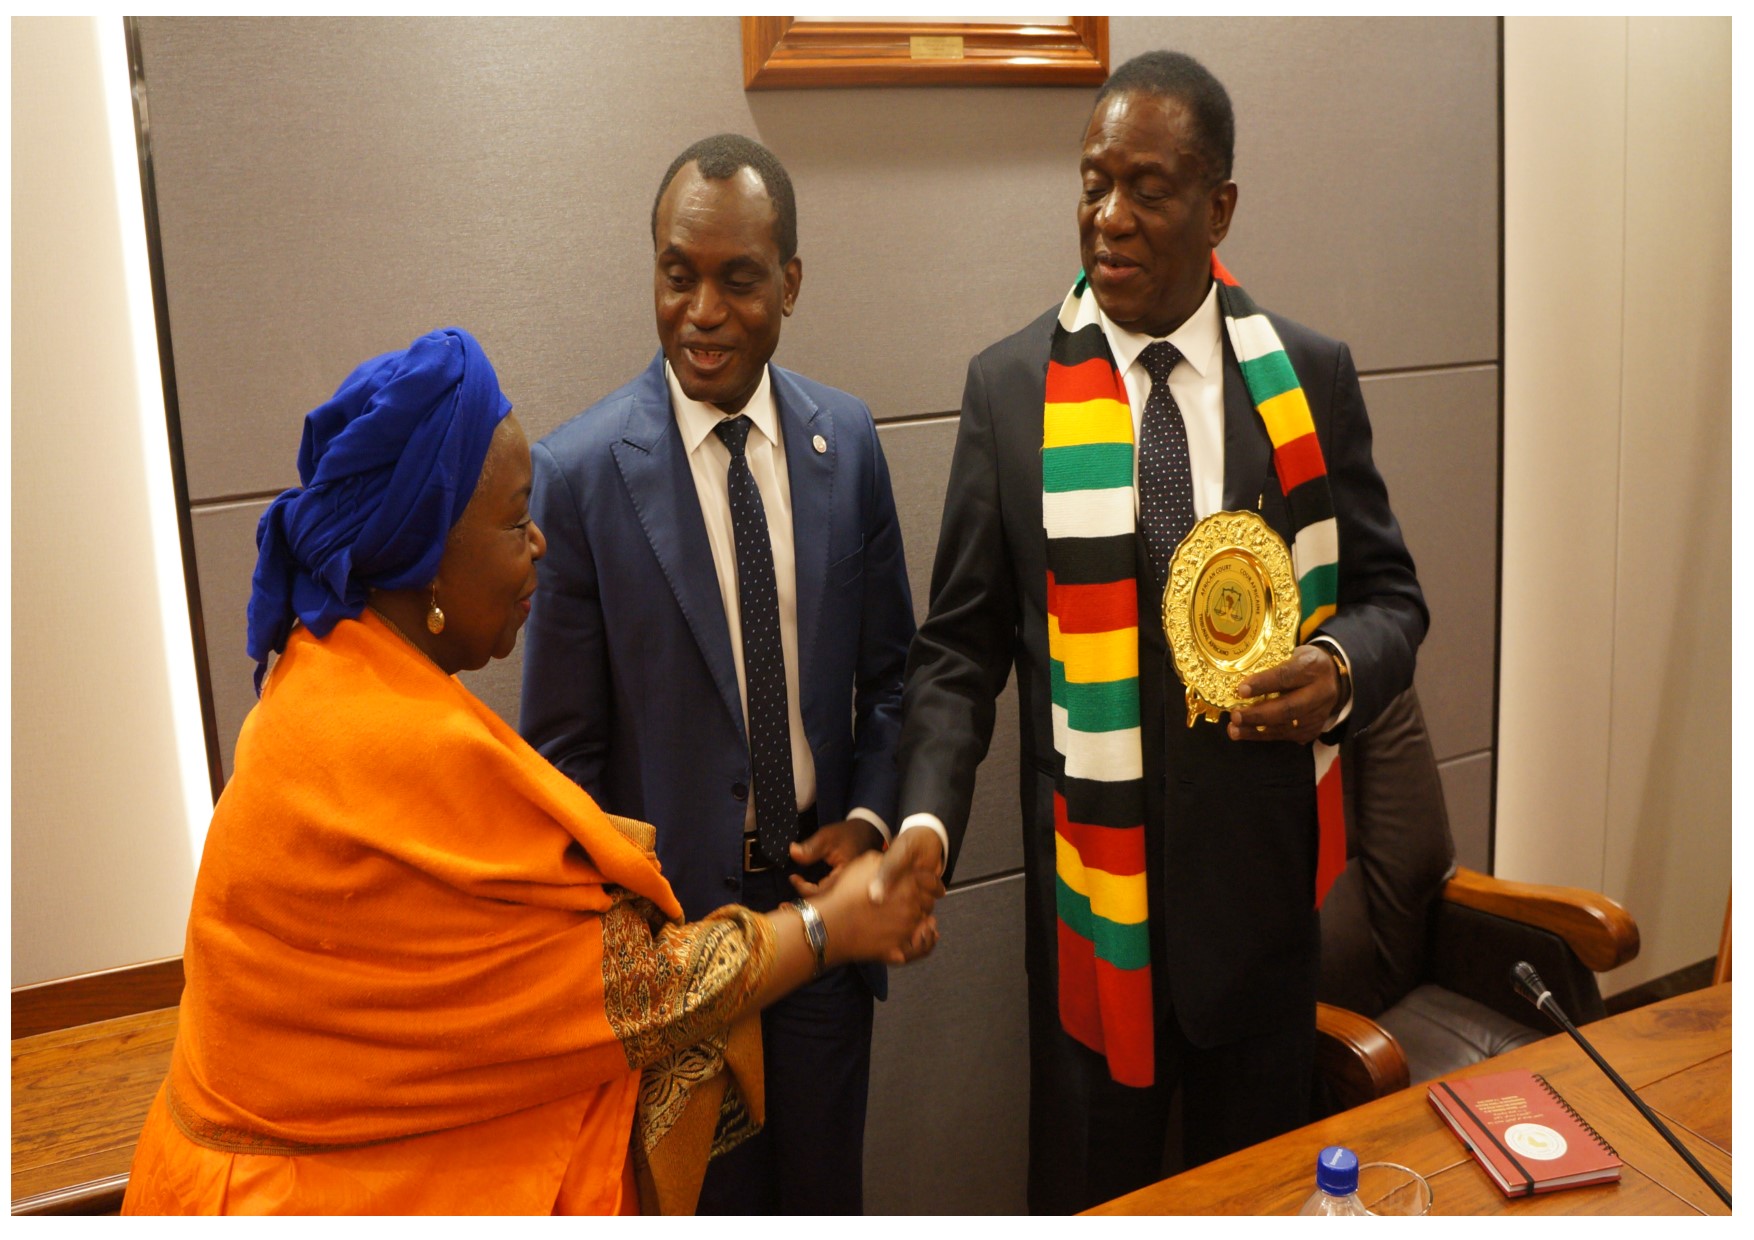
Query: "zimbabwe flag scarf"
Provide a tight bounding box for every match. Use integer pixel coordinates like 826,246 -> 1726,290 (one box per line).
1043,254 -> 1345,1088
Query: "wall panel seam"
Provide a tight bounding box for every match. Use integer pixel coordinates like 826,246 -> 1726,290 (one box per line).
1602,17 -> 1630,894
1357,361 -> 1501,380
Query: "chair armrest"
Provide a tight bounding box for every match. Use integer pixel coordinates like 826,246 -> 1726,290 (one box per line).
1315,1002 -> 1409,1112
1440,867 -> 1639,973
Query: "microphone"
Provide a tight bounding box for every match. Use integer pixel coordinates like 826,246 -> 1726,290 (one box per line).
1509,961 -> 1552,1014
1509,962 -> 1729,1208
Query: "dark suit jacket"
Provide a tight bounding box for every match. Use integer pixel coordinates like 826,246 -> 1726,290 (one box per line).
520,353 -> 915,936
897,302 -> 1427,1048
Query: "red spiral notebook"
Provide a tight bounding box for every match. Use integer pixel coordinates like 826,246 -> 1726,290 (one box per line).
1428,1068 -> 1622,1197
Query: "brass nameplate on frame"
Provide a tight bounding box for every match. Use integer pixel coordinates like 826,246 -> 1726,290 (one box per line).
1162,510 -> 1299,726
909,35 -> 964,60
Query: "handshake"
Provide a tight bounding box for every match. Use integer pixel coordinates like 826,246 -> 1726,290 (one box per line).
785,822 -> 948,967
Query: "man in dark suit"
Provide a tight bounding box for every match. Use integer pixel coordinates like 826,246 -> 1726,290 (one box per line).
519,134 -> 918,1214
884,51 -> 1427,1213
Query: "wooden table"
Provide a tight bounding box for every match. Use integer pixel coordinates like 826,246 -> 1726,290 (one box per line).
11,1006 -> 179,1214
1087,983 -> 1731,1216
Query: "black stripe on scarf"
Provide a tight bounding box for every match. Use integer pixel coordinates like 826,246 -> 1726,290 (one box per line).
1050,322 -> 1116,368
1284,475 -> 1336,531
1048,534 -> 1139,585
1061,775 -> 1149,830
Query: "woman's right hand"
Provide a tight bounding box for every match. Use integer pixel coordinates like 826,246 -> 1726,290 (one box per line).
811,850 -> 944,966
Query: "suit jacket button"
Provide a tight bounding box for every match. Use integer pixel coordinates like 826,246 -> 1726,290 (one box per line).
732,782 -> 748,801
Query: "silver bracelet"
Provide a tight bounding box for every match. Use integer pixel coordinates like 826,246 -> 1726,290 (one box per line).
790,899 -> 828,976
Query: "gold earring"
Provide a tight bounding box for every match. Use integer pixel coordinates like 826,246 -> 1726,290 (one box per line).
426,585 -> 446,635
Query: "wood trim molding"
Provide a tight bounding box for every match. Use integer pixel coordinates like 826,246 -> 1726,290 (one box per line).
742,17 -> 1108,90
1441,867 -> 1640,973
11,956 -> 185,1039
1315,1002 -> 1410,1111
1712,890 -> 1730,985
11,1173 -> 130,1217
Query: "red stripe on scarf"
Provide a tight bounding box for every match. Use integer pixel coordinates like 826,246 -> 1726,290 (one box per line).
1274,432 -> 1327,495
1315,761 -> 1346,908
1047,574 -> 1137,634
1059,919 -> 1157,1087
1046,356 -> 1126,403
1056,921 -> 1101,1048
1094,958 -> 1155,1087
1055,923 -> 1157,1088
1212,254 -> 1239,286
1055,795 -> 1147,875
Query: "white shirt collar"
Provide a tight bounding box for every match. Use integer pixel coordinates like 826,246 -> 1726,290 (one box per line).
666,361 -> 780,456
1096,278 -> 1223,382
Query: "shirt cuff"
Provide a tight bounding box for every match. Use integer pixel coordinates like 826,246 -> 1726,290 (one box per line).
845,806 -> 891,846
897,813 -> 950,875
1309,634 -> 1355,730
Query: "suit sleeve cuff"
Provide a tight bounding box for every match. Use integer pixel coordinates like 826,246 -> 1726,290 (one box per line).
898,814 -> 950,875
1310,634 -> 1355,730
846,806 -> 891,846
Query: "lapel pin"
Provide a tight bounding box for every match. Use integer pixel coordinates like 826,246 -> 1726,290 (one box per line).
812,434 -> 827,454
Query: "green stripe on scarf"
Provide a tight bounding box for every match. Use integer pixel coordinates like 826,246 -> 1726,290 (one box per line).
1055,876 -> 1152,970
1050,661 -> 1141,732
1298,564 -> 1339,624
1043,442 -> 1134,492
1236,350 -> 1301,402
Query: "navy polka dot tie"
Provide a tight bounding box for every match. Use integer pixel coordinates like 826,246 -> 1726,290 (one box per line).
1137,340 -> 1195,598
714,416 -> 797,870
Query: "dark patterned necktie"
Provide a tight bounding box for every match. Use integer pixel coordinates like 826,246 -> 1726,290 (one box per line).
714,415 -> 798,870
1137,340 -> 1195,597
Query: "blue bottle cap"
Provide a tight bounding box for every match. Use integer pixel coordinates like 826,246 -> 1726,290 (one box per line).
1316,1145 -> 1360,1195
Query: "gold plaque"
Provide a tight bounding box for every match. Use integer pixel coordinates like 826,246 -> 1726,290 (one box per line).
909,35 -> 964,60
1162,510 -> 1300,726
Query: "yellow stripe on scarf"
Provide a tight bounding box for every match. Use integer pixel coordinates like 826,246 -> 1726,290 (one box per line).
1256,386 -> 1316,450
1300,602 -> 1337,642
1048,615 -> 1139,682
1054,832 -> 1149,924
1044,398 -> 1132,449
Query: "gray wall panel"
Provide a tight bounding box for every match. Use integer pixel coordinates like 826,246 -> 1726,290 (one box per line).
1113,17 -> 1500,371
880,418 -> 1025,883
864,875 -> 1029,1214
1438,751 -> 1493,873
1363,367 -> 1501,762
140,16 -> 1496,502
190,501 -> 271,779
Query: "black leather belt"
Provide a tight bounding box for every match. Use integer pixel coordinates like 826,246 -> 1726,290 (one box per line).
743,806 -> 819,873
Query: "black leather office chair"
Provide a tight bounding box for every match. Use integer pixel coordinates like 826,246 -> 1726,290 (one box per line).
1312,687 -> 1640,1115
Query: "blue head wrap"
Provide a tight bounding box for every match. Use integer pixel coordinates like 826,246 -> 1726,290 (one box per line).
245,326 -> 512,692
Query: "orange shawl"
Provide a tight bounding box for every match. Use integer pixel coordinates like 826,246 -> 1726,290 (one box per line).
123,611 -> 770,1215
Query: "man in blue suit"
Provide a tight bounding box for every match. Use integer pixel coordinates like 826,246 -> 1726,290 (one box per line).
519,134 -> 917,1215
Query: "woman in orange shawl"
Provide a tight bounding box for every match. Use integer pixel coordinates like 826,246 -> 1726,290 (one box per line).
122,328 -> 936,1215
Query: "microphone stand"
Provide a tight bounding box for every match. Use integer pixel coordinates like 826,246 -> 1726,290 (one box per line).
1511,963 -> 1730,1209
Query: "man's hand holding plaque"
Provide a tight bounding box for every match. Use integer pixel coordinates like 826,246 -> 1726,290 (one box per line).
1225,645 -> 1342,745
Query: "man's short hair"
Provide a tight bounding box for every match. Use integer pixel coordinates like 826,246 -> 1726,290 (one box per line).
650,133 -> 798,263
1094,51 -> 1235,184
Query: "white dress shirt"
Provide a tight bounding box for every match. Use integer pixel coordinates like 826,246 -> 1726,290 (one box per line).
898,280 -> 1350,862
667,362 -> 888,843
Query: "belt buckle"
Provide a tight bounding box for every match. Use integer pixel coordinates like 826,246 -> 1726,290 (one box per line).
743,835 -> 771,874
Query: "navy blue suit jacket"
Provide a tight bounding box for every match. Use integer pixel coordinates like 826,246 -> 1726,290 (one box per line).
520,353 -> 914,941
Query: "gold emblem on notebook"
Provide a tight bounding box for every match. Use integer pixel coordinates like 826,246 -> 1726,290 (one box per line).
1162,511 -> 1300,726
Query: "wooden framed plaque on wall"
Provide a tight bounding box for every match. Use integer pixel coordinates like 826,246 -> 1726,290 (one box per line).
741,16 -> 1108,89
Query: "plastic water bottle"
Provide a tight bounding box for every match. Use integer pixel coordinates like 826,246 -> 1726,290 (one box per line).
1297,1146 -> 1370,1215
